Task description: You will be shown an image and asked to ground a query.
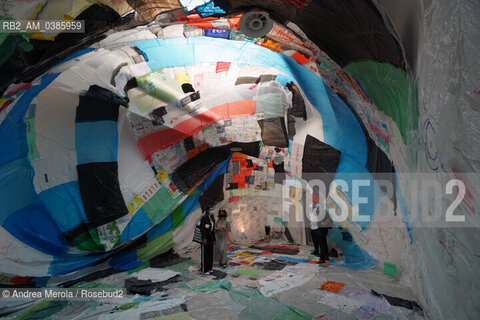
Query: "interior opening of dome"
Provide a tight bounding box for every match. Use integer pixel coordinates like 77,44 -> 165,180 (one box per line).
0,1 -> 478,319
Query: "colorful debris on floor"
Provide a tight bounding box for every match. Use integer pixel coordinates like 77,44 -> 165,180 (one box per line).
0,242 -> 424,319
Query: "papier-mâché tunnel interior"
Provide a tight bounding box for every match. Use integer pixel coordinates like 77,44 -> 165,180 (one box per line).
0,0 -> 479,319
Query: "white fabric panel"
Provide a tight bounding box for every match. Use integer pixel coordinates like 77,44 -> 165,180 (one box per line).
200,84 -> 256,110
237,65 -> 270,78
201,81 -> 286,112
35,86 -> 78,159
192,63 -> 239,96
254,80 -> 289,97
113,45 -> 143,61
93,52 -> 131,94
183,25 -> 204,37
0,227 -> 53,276
297,116 -> 324,144
186,62 -> 214,90
259,264 -> 317,297
161,24 -> 186,39
48,48 -> 98,74
49,65 -> 95,94
98,27 -> 156,48
49,50 -> 110,94
117,107 -> 158,205
67,51 -> 128,95
131,268 -> 179,282
31,151 -> 77,193
77,48 -> 112,69
173,207 -> 203,251
97,299 -> 186,320
347,194 -> 413,285
52,49 -> 130,95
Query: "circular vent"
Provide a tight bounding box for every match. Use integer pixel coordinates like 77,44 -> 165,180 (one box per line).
239,10 -> 274,38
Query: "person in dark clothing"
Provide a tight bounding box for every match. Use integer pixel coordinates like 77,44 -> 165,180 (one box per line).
310,203 -> 321,257
318,209 -> 333,264
311,228 -> 321,256
309,201 -> 333,264
200,206 -> 216,273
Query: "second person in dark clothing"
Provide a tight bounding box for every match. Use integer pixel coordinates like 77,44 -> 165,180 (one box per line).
310,203 -> 322,257
200,206 -> 216,273
318,208 -> 333,264
309,201 -> 333,264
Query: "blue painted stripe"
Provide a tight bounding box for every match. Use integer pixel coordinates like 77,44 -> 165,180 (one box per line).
110,250 -> 143,271
75,120 -> 118,165
146,215 -> 173,241
194,1 -> 225,17
0,158 -> 37,224
275,74 -> 293,86
276,256 -> 310,263
2,199 -> 69,256
38,181 -> 88,233
324,85 -> 367,165
327,227 -> 377,270
181,193 -> 201,221
120,208 -> 154,243
49,251 -> 109,276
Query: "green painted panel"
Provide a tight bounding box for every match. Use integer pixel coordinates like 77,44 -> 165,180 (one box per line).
142,187 -> 177,223
344,60 -> 418,144
137,230 -> 174,261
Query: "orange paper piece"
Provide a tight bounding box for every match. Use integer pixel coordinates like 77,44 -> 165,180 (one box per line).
318,281 -> 346,293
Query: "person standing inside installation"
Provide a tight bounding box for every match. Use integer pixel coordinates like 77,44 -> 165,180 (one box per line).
318,205 -> 333,265
200,206 -> 216,273
215,209 -> 231,268
309,199 -> 333,264
309,202 -> 322,257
